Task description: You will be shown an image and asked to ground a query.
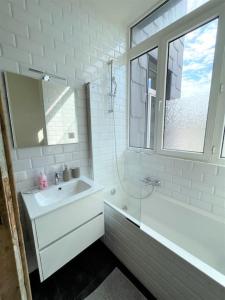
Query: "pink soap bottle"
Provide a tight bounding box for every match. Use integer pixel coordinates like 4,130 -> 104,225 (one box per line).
38,172 -> 48,190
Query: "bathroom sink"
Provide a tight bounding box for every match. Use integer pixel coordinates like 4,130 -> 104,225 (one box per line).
35,179 -> 91,207
22,175 -> 104,282
22,176 -> 103,219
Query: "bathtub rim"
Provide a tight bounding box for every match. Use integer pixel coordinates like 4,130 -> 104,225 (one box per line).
104,199 -> 140,226
104,200 -> 225,289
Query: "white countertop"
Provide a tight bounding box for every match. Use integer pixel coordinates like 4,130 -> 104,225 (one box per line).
22,176 -> 104,220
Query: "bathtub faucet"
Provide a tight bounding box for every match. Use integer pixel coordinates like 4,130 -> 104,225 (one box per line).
141,177 -> 161,187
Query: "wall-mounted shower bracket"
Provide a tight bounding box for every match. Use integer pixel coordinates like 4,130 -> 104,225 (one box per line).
108,60 -> 117,113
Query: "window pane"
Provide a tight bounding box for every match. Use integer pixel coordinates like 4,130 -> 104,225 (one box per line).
221,129 -> 225,158
131,0 -> 209,47
163,19 -> 218,153
129,48 -> 158,149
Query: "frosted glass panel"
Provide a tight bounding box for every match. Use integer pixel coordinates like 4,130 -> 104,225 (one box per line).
129,48 -> 158,149
163,18 -> 218,153
131,0 -> 209,47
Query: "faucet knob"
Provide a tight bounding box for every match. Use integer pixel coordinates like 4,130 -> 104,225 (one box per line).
140,177 -> 161,187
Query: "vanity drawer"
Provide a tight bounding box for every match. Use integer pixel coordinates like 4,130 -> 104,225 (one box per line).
35,194 -> 103,249
39,213 -> 104,281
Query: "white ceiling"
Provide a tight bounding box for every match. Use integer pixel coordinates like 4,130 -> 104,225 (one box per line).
85,0 -> 158,27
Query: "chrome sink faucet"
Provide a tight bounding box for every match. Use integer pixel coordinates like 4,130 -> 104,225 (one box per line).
55,172 -> 60,185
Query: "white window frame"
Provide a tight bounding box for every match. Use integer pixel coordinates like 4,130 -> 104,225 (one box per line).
127,0 -> 225,163
211,41 -> 225,164
128,47 -> 159,152
146,87 -> 156,149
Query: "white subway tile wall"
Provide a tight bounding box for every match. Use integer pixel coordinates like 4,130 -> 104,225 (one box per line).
0,0 -> 224,223
0,0 -> 125,193
90,61 -> 127,190
124,151 -> 225,219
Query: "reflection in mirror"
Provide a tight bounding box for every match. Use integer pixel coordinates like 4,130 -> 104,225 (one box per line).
42,81 -> 78,145
5,72 -> 78,148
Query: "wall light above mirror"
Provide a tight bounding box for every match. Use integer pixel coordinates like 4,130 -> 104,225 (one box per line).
5,72 -> 78,148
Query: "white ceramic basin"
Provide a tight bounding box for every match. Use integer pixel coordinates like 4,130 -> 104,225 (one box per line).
35,179 -> 91,207
22,176 -> 103,219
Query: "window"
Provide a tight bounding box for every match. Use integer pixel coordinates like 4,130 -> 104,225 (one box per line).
128,0 -> 225,163
129,48 -> 158,149
163,19 -> 218,153
131,0 -> 209,47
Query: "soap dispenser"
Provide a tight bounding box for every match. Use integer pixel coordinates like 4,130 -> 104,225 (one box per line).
63,165 -> 70,182
38,172 -> 48,189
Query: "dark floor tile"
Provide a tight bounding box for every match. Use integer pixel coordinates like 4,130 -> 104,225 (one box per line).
30,241 -> 156,300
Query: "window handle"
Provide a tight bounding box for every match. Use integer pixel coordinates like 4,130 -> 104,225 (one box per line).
158,100 -> 163,112
211,146 -> 216,154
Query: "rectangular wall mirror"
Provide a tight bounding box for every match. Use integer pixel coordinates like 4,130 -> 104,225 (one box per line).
5,71 -> 78,148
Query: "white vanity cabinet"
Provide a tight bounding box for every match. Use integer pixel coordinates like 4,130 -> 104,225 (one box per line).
39,214 -> 104,280
22,177 -> 104,282
35,194 -> 104,249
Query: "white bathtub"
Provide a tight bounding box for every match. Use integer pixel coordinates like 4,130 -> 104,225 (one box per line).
104,188 -> 140,225
104,189 -> 225,299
